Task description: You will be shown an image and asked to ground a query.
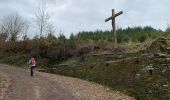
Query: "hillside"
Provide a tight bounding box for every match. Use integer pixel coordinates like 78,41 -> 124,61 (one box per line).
39,34 -> 170,100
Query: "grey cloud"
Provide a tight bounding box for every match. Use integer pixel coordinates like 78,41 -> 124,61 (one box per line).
0,0 -> 170,37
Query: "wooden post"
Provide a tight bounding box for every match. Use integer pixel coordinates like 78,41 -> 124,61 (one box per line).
112,9 -> 117,49
105,9 -> 123,50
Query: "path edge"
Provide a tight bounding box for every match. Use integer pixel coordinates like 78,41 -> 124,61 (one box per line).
0,74 -> 11,100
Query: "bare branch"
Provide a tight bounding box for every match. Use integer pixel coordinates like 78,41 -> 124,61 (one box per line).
0,13 -> 29,41
34,0 -> 53,37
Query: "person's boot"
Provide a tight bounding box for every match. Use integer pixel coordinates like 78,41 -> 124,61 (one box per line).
30,67 -> 33,77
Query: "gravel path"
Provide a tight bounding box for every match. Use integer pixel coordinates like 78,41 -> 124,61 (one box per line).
0,64 -> 134,100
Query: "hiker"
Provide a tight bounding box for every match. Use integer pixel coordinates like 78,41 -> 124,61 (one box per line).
28,56 -> 36,76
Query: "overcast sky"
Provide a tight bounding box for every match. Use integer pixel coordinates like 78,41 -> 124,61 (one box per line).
0,0 -> 170,37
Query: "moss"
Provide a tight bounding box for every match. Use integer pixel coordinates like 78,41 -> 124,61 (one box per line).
0,75 -> 5,88
146,36 -> 170,54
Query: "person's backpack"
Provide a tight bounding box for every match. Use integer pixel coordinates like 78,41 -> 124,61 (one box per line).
31,58 -> 36,65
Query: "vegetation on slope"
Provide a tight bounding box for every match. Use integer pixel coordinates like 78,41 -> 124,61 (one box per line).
0,75 -> 4,89
40,34 -> 170,100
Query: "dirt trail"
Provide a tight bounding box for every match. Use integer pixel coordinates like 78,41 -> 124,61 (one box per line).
0,64 -> 134,100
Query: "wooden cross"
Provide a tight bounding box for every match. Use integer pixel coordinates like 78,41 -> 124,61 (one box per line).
105,9 -> 123,49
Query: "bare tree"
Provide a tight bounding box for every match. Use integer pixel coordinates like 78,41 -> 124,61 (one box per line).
0,25 -> 8,41
35,0 -> 53,37
47,23 -> 56,35
0,13 -> 29,41
22,23 -> 30,40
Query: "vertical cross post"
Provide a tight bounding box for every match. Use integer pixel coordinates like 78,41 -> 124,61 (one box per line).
112,9 -> 117,49
105,9 -> 123,50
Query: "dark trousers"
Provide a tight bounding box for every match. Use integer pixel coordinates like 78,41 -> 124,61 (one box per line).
30,66 -> 35,76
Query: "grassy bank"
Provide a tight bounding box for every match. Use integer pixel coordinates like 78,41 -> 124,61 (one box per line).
39,53 -> 170,100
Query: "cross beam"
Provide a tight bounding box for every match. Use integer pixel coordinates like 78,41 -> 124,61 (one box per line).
105,9 -> 123,49
105,11 -> 123,22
